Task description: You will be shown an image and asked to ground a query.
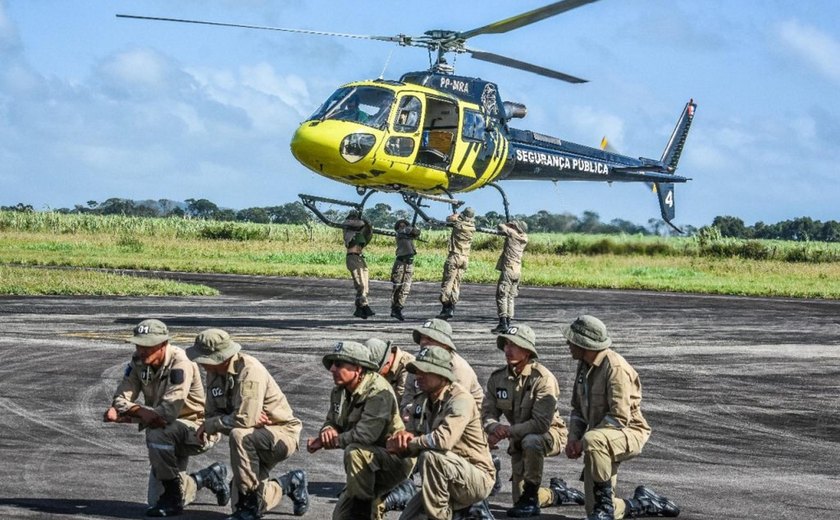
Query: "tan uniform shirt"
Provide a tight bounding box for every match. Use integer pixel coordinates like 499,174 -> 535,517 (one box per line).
382,346 -> 415,404
112,345 -> 205,427
323,371 -> 405,449
404,382 -> 495,477
568,349 -> 651,443
395,226 -> 421,258
482,361 -> 567,441
203,352 -> 302,443
446,214 -> 476,257
495,224 -> 528,277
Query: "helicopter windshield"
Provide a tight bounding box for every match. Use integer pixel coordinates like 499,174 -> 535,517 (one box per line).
310,86 -> 395,129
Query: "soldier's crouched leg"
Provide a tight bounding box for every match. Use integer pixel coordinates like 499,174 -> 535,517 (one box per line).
145,423 -> 200,508
583,428 -> 639,518
519,433 -> 557,508
406,450 -> 493,520
335,444 -> 413,520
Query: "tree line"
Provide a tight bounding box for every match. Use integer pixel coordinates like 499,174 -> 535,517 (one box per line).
3,199 -> 838,241
712,215 -> 840,242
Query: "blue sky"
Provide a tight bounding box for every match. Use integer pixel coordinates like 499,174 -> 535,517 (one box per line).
1,0 -> 838,227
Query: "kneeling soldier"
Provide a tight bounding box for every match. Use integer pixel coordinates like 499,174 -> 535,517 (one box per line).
482,324 -> 584,517
307,341 -> 415,519
189,329 -> 309,520
387,346 -> 495,520
104,319 -> 229,517
563,315 -> 680,519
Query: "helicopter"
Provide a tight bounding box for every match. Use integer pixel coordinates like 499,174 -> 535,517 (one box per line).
118,0 -> 696,233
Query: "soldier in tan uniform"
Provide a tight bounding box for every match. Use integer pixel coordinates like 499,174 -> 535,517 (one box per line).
365,338 -> 416,404
343,209 -> 375,319
400,319 -> 483,413
391,219 -> 422,322
104,319 -> 229,517
482,324 -> 584,517
437,207 -> 476,320
307,341 -> 415,519
491,220 -> 529,334
189,329 -> 309,520
387,346 -> 495,520
562,315 -> 680,520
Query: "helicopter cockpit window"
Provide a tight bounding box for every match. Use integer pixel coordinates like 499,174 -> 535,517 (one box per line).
393,96 -> 422,133
310,86 -> 395,129
462,110 -> 485,141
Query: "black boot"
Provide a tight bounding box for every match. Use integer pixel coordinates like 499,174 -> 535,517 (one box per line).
390,305 -> 405,321
227,489 -> 261,520
353,304 -> 364,318
361,305 -> 375,319
624,485 -> 680,517
382,479 -> 417,511
490,454 -> 502,496
436,303 -> 454,320
549,477 -> 585,505
586,480 -> 615,520
507,481 -> 541,517
191,462 -> 230,506
490,317 -> 509,334
277,469 -> 309,516
466,498 -> 495,519
146,477 -> 183,517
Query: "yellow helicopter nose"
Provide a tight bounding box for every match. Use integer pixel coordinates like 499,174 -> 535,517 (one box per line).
291,121 -> 378,179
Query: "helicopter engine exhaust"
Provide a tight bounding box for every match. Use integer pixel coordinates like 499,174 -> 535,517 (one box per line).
503,101 -> 527,120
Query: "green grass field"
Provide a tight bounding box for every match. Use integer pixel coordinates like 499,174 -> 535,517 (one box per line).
1,211 -> 839,298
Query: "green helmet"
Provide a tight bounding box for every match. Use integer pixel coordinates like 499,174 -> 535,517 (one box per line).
188,328 -> 242,365
406,345 -> 455,382
322,341 -> 379,370
364,338 -> 391,369
562,315 -> 612,351
412,318 -> 455,351
496,323 -> 538,358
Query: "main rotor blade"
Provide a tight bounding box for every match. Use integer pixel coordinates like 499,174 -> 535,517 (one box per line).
468,49 -> 587,83
458,0 -> 599,40
116,14 -> 409,44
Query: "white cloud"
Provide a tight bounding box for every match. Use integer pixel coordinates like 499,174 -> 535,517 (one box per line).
0,0 -> 21,55
778,19 -> 840,84
568,106 -> 626,150
97,49 -> 178,93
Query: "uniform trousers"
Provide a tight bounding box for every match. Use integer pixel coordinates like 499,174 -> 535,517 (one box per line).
510,429 -> 565,506
145,418 -> 218,506
390,256 -> 415,308
399,450 -> 493,520
582,427 -> 646,518
439,254 -> 468,305
346,253 -> 370,306
495,270 -> 521,318
229,425 -> 297,514
332,444 -> 415,520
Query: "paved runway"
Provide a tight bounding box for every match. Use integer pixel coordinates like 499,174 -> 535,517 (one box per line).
0,272 -> 838,519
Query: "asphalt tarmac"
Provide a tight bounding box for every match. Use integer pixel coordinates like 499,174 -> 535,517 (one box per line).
0,272 -> 838,519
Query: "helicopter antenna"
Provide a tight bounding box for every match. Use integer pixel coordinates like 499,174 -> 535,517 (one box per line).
378,48 -> 395,80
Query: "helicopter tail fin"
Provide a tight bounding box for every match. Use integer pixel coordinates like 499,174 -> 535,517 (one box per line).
654,182 -> 679,231
660,99 -> 697,172
653,100 -> 696,233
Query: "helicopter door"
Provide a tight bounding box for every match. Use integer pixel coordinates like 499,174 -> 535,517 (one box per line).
417,97 -> 458,170
383,94 -> 423,166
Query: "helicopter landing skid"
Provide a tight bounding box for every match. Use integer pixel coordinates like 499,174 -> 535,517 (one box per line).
298,193 -> 396,237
